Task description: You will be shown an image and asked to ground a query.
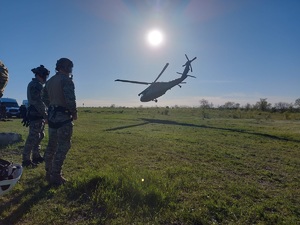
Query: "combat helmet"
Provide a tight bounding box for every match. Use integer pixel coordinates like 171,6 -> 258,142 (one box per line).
31,65 -> 50,81
55,58 -> 73,74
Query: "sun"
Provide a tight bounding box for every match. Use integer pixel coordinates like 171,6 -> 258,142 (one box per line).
147,30 -> 163,47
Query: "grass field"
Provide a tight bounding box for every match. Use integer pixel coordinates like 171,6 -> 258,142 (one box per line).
0,107 -> 300,224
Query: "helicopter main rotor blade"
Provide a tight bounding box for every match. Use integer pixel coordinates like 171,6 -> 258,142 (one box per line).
115,79 -> 151,85
153,63 -> 169,83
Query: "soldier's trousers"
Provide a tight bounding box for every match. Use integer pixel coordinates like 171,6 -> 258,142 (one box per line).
44,122 -> 73,176
23,119 -> 45,161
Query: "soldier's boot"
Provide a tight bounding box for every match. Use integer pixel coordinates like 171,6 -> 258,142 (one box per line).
22,160 -> 38,168
50,174 -> 68,186
32,156 -> 44,164
32,146 -> 44,164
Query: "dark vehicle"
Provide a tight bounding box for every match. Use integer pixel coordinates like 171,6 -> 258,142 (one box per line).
0,98 -> 20,118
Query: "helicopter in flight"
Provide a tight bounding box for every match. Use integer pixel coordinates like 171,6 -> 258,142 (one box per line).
115,54 -> 197,102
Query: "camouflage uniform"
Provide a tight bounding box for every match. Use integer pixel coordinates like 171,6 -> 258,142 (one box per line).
0,60 -> 9,98
42,59 -> 77,185
22,77 -> 47,165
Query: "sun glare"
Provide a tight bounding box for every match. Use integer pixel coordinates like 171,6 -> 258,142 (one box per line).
147,30 -> 163,47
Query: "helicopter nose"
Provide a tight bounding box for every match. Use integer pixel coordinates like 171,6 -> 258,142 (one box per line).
140,94 -> 150,102
140,95 -> 147,102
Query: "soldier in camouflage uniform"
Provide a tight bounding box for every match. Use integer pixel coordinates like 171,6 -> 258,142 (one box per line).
0,60 -> 9,98
22,65 -> 50,167
42,58 -> 77,185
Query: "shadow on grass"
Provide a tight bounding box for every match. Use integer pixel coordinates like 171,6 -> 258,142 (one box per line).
0,175 -> 52,225
105,122 -> 150,131
106,118 -> 300,143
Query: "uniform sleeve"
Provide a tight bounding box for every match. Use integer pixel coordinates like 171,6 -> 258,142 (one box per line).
61,76 -> 77,114
30,82 -> 47,118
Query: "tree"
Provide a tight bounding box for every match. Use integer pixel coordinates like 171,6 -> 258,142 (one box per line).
199,99 -> 213,109
295,98 -> 300,108
244,103 -> 252,111
220,101 -> 240,109
254,98 -> 271,111
274,102 -> 293,112
199,99 -> 212,119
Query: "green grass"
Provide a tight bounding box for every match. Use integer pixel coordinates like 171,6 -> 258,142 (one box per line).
1,107 -> 300,224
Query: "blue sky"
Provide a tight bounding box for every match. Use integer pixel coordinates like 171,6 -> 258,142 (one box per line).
1,0 -> 299,107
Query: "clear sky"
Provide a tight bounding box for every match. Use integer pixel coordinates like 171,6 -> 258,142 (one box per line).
1,0 -> 299,107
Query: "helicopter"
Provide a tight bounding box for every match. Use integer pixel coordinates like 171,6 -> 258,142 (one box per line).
115,54 -> 197,102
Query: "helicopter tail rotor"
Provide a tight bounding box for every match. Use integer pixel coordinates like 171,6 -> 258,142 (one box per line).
183,54 -> 197,72
185,54 -> 189,61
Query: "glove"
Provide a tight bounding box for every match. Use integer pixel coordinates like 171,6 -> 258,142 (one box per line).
21,118 -> 30,127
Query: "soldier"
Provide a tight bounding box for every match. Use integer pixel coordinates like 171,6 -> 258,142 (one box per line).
0,60 -> 9,98
42,58 -> 77,185
22,65 -> 49,167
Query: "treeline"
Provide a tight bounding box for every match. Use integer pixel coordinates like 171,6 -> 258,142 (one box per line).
199,98 -> 300,113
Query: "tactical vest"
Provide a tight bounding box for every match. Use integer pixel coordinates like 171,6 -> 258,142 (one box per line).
45,73 -> 68,108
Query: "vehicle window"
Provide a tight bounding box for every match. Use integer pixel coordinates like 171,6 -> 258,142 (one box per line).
2,102 -> 19,107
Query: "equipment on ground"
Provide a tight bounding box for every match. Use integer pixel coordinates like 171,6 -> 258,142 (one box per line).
0,132 -> 22,146
0,159 -> 23,196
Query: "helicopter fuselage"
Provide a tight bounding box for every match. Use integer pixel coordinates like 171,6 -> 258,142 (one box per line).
139,76 -> 187,102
